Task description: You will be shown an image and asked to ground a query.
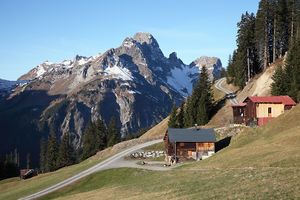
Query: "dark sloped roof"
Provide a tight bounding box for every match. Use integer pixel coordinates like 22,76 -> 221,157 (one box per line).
167,128 -> 216,142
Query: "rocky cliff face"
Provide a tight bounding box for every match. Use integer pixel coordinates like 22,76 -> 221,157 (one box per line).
190,56 -> 223,81
0,32 -> 223,166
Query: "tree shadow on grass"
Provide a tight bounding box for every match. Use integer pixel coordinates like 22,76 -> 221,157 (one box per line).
215,136 -> 232,152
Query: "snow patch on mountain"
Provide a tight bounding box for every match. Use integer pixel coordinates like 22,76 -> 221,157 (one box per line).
36,65 -> 46,77
104,65 -> 134,81
20,54 -> 101,80
167,65 -> 199,95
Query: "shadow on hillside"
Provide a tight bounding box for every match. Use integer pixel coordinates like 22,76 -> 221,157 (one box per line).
215,136 -> 232,152
210,96 -> 226,119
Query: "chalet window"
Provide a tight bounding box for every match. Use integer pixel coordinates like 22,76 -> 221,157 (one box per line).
268,107 -> 272,117
182,143 -> 196,148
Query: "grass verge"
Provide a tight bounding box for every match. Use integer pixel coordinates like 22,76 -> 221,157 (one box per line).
141,142 -> 165,151
0,151 -> 115,200
38,167 -> 300,200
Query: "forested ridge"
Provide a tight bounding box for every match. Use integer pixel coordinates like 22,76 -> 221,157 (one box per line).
227,0 -> 300,93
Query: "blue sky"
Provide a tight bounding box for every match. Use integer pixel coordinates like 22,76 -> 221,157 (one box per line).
0,0 -> 260,80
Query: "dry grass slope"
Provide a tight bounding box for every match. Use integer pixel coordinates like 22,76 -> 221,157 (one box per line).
140,116 -> 169,139
38,101 -> 300,200
188,103 -> 300,169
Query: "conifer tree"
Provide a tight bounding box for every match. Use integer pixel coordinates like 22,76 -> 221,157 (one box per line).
196,66 -> 213,124
277,0 -> 290,57
196,95 -> 208,125
183,65 -> 214,127
81,118 -> 108,161
46,130 -> 59,172
198,65 -> 214,117
177,100 -> 185,128
183,97 -> 193,127
94,118 -> 107,151
285,27 -> 300,101
0,152 -> 18,180
81,121 -> 96,161
255,0 -> 273,70
56,133 -> 73,169
39,137 -> 47,173
271,64 -> 287,95
107,116 -> 119,147
168,102 -> 178,128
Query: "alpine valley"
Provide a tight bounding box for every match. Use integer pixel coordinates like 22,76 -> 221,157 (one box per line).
0,32 -> 223,167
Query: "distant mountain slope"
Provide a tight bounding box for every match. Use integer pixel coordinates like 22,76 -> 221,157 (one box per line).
0,32 -> 223,168
0,78 -> 29,98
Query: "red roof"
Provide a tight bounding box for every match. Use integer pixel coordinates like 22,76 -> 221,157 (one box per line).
232,103 -> 247,107
244,96 -> 296,105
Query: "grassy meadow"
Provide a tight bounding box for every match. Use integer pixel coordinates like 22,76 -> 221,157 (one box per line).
34,105 -> 300,199
1,83 -> 300,199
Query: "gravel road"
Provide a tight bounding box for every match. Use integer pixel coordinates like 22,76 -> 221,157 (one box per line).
19,139 -> 163,200
215,78 -> 238,105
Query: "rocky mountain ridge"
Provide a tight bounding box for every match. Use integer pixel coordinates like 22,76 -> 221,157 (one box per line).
0,32 -> 223,167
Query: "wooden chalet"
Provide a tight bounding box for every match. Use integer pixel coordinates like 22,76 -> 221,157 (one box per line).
164,128 -> 216,163
232,96 -> 296,126
20,169 -> 37,180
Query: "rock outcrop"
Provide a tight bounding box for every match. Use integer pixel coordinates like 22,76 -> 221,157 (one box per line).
190,56 -> 223,81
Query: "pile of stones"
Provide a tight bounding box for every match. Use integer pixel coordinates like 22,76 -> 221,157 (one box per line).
130,151 -> 165,159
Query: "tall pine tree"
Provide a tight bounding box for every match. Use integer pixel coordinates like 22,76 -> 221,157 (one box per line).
56,133 -> 73,169
271,64 -> 287,95
45,130 -> 59,172
81,121 -> 97,161
196,95 -> 208,125
184,96 -> 194,127
107,116 -> 119,147
285,27 -> 300,101
183,65 -> 214,127
168,102 -> 178,128
177,100 -> 185,128
39,137 -> 47,173
94,118 -> 107,151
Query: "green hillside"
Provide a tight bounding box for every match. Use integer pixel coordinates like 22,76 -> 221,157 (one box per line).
0,148 -> 116,200
30,104 -> 300,200
2,96 -> 300,200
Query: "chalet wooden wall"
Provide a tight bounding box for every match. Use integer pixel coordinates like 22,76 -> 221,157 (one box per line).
232,107 -> 245,123
165,141 -> 215,157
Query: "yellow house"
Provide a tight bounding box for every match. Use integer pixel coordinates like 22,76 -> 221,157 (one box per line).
232,96 -> 296,126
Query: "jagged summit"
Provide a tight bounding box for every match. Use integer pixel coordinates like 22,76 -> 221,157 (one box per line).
190,56 -> 223,81
133,32 -> 158,46
122,32 -> 158,47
